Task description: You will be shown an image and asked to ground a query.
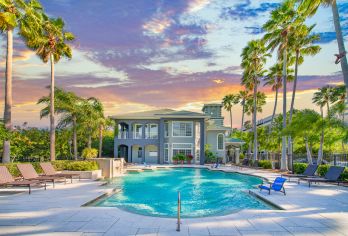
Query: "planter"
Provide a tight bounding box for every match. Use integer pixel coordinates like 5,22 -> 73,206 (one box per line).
173,160 -> 178,165
187,160 -> 192,164
180,160 -> 184,165
61,170 -> 102,180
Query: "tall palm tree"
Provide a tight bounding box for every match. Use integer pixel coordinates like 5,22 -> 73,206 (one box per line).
0,0 -> 43,163
312,86 -> 335,163
38,88 -> 82,160
238,90 -> 249,130
241,39 -> 269,162
24,15 -> 74,161
264,64 -> 283,127
263,0 -> 300,170
299,0 -> 348,122
222,94 -> 239,131
288,24 -> 321,121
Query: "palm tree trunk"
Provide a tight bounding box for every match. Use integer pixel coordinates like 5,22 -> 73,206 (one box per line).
2,29 -> 13,163
241,100 -> 245,130
252,83 -> 258,162
73,116 -> 77,160
271,88 -> 279,126
331,1 -> 348,125
289,50 -> 299,122
229,110 -> 233,131
49,54 -> 56,161
305,138 -> 313,164
281,49 -> 288,170
318,107 -> 324,164
99,125 -> 103,158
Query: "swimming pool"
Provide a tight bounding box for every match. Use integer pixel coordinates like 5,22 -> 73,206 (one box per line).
93,168 -> 270,217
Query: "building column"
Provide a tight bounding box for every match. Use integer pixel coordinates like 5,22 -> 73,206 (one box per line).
129,146 -> 132,163
200,118 -> 206,165
142,124 -> 146,139
114,143 -> 118,158
159,118 -> 165,164
127,123 -> 132,139
142,145 -> 145,164
235,148 -> 240,165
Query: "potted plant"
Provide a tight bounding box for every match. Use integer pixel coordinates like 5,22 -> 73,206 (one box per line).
177,154 -> 186,165
186,154 -> 194,164
172,156 -> 179,165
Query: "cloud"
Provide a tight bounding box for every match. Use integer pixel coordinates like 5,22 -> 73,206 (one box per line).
143,13 -> 173,35
186,0 -> 211,13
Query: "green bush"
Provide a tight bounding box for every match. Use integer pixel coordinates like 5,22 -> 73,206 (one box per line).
258,160 -> 272,169
81,148 -> 98,159
174,153 -> 186,161
317,164 -> 330,177
340,169 -> 348,181
0,162 -> 43,177
293,163 -> 308,174
239,153 -> 245,159
65,161 -> 99,171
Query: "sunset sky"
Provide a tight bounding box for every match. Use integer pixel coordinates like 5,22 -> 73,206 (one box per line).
0,0 -> 347,128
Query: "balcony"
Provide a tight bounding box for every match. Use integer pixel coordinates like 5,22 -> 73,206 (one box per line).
145,132 -> 158,139
118,132 -> 128,139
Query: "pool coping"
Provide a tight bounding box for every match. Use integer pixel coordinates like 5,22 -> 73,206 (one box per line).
81,165 -> 284,217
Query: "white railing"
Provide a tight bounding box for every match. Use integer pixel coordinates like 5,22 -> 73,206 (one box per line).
145,132 -> 158,139
133,133 -> 143,139
118,132 -> 128,139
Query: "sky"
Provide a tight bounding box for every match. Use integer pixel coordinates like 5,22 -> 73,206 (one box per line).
0,0 -> 348,128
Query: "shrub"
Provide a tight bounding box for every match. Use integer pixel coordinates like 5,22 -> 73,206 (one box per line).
81,148 -> 98,159
293,163 -> 308,174
239,153 -> 245,159
317,164 -> 330,177
174,153 -> 186,161
65,161 -> 99,171
340,169 -> 348,181
258,160 -> 272,169
185,154 -> 193,161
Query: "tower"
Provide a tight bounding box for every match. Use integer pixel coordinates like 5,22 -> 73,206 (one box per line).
202,103 -> 224,127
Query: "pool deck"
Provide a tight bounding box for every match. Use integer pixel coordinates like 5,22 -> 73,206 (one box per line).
1,165 -> 348,235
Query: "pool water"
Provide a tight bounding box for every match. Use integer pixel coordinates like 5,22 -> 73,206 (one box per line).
94,168 -> 270,217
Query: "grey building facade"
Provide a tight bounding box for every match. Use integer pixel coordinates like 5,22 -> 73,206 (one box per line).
111,104 -> 237,165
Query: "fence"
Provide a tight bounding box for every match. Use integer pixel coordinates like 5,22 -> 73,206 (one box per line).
257,153 -> 348,169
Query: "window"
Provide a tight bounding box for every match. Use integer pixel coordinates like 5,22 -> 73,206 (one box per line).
133,124 -> 143,139
217,133 -> 224,150
172,143 -> 192,157
172,122 -> 193,137
164,143 -> 169,162
145,124 -> 158,139
164,122 -> 169,137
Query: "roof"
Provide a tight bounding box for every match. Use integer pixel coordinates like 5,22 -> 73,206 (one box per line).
202,103 -> 223,110
110,109 -> 208,120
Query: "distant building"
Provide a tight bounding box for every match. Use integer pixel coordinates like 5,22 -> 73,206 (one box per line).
111,104 -> 244,164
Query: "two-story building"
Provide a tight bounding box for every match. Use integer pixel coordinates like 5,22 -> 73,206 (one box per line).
111,104 -> 242,165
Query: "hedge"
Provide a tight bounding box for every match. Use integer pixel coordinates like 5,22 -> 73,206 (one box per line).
258,160 -> 272,169
293,163 -> 348,181
0,160 -> 99,177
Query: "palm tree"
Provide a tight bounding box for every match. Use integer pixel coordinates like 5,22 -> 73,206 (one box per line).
238,90 -> 249,130
264,64 -> 283,127
263,0 -> 300,170
0,0 -> 43,163
222,94 -> 239,131
288,24 -> 321,121
24,15 -> 74,161
312,86 -> 335,163
241,39 -> 269,161
38,88 -> 82,160
299,0 -> 348,120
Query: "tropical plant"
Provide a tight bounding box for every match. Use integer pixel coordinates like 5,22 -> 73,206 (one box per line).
0,0 -> 43,163
38,88 -> 83,160
263,0 -> 301,170
81,148 -> 98,159
23,14 -> 74,161
238,90 -> 249,130
222,94 -> 239,130
299,0 -> 348,109
241,39 -> 269,161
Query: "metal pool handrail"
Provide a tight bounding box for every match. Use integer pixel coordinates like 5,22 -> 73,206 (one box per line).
176,191 -> 181,232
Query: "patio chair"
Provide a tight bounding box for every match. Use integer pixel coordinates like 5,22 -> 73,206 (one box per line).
40,162 -> 80,183
17,163 -> 66,188
258,177 -> 286,195
299,166 -> 345,187
281,164 -> 318,182
0,166 -> 46,194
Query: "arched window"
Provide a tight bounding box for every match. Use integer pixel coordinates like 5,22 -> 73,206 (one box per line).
217,134 -> 224,150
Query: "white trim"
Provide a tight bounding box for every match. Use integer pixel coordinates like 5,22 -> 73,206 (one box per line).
217,133 -> 224,151
172,143 -> 193,158
133,123 -> 143,139
145,123 -> 158,139
164,122 -> 170,137
172,121 -> 193,137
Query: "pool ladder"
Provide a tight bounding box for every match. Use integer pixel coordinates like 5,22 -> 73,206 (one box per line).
176,191 -> 181,232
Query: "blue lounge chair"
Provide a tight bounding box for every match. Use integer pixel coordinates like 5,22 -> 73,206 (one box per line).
258,177 -> 286,195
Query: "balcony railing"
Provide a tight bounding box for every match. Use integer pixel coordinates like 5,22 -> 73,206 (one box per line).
145,133 -> 158,139
118,132 -> 128,139
133,133 -> 143,139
